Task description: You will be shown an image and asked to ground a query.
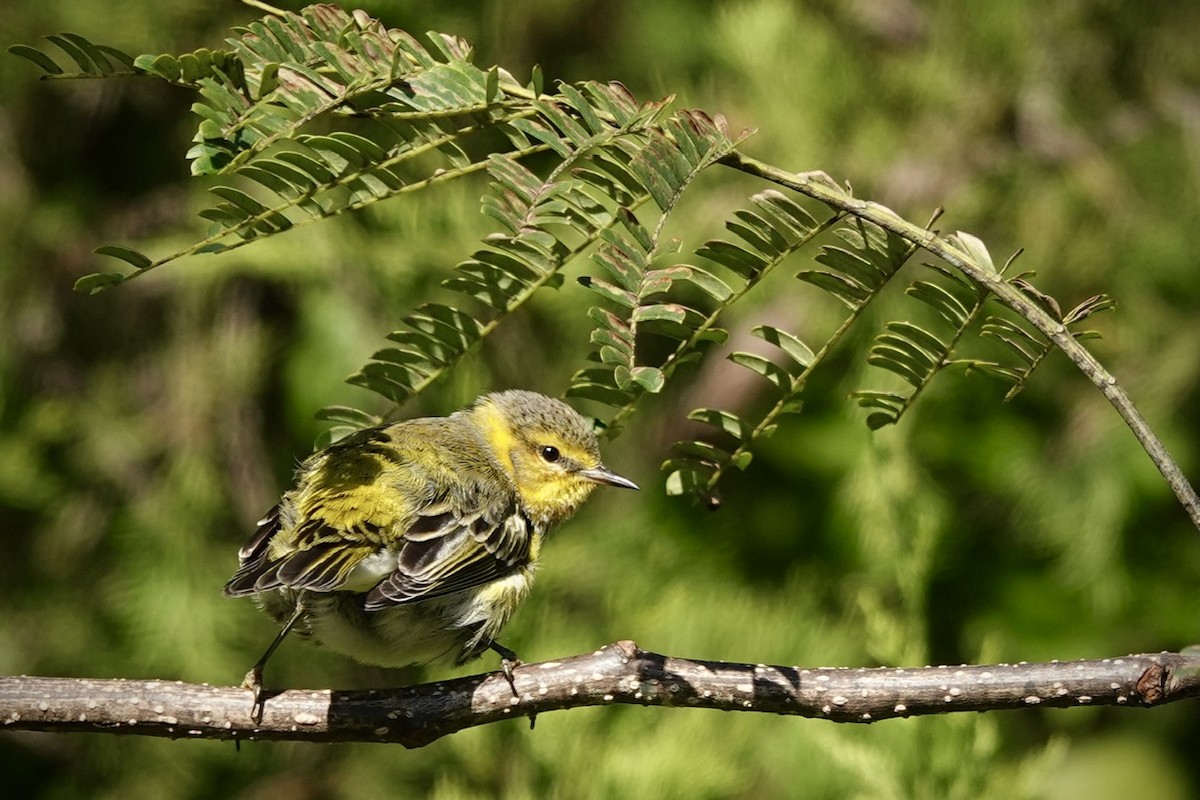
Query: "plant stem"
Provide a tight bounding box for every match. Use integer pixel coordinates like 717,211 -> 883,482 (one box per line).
721,151 -> 1200,532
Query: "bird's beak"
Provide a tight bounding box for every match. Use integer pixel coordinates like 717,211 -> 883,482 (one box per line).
579,466 -> 639,490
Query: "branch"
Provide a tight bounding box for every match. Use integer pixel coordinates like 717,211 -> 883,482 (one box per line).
4,643 -> 1198,747
720,152 -> 1200,532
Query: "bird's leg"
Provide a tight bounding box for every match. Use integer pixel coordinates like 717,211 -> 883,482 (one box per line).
488,640 -> 537,729
488,640 -> 521,696
242,599 -> 304,724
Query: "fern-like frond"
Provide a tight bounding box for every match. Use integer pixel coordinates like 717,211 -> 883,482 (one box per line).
151,6 -> 493,174
666,217 -> 919,502
582,190 -> 836,432
312,405 -> 384,448
64,6 -> 555,292
973,285 -> 1115,400
797,217 -> 914,308
349,303 -> 483,405
37,6 -> 699,299
849,231 -> 992,429
342,85 -> 675,416
569,215 -> 691,415
662,324 -> 812,503
8,34 -> 138,78
563,112 -> 754,431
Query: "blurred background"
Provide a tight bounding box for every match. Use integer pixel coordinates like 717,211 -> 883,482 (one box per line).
2,0 -> 1199,797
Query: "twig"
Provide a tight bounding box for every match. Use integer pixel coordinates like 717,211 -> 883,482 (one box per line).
721,152 -> 1200,532
4,643 -> 1198,748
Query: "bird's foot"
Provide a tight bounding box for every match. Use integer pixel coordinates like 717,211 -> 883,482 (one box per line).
488,641 -> 537,729
240,665 -> 266,725
489,641 -> 521,696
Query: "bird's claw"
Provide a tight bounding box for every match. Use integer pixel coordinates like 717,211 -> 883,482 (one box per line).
487,642 -> 523,694
492,648 -> 521,696
488,641 -> 537,729
240,665 -> 266,724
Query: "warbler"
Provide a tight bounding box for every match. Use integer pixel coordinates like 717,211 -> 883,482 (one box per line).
224,390 -> 637,700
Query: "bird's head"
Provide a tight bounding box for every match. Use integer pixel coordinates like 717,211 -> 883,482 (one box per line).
469,390 -> 638,524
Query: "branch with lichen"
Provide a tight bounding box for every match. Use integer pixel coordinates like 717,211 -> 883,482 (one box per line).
4,643 -> 1198,747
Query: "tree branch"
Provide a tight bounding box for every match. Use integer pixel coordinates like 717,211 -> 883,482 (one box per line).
4,643 -> 1198,747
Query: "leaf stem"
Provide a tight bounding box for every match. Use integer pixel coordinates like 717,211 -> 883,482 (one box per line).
239,0 -> 286,16
722,150 -> 1200,532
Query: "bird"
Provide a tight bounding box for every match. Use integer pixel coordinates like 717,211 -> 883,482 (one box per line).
223,390 -> 637,711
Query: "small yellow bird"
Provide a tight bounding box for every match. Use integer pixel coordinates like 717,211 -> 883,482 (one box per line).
224,390 -> 636,699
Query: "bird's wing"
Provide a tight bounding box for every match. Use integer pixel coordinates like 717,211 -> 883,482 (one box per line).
223,503 -> 531,604
362,502 -> 532,610
223,504 -> 285,597
222,507 -> 380,597
223,420 -> 530,603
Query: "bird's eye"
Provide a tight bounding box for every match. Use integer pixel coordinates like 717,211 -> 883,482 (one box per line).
540,445 -> 561,463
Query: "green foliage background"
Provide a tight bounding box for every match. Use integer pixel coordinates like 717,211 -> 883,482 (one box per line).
2,1 -> 1199,797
